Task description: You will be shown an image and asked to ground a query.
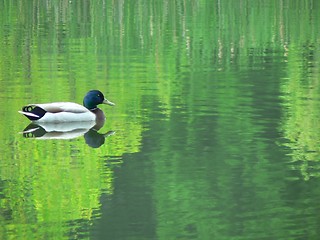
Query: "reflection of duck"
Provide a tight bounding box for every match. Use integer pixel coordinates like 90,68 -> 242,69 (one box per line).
21,121 -> 115,148
18,90 -> 115,122
21,122 -> 97,139
84,130 -> 115,148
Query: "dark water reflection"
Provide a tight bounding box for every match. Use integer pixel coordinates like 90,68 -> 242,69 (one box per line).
92,62 -> 320,239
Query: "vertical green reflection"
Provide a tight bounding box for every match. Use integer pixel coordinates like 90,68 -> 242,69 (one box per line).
280,44 -> 320,181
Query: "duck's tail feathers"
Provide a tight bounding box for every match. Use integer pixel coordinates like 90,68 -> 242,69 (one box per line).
19,105 -> 47,121
18,111 -> 41,120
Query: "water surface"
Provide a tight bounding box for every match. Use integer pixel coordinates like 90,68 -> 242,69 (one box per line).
0,1 -> 320,239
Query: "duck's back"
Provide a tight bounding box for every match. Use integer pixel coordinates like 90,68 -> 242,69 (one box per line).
35,102 -> 89,113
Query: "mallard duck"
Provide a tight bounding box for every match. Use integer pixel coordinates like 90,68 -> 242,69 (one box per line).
18,90 -> 115,123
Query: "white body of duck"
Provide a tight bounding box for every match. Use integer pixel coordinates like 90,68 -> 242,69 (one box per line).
19,102 -> 96,122
18,90 -> 115,123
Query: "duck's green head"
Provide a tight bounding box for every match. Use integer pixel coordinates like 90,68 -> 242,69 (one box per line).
83,90 -> 115,110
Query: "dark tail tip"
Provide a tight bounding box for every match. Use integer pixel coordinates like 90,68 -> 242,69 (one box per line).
22,106 -> 46,121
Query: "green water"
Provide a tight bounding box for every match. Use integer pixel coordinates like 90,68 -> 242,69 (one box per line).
1,1 -> 320,239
